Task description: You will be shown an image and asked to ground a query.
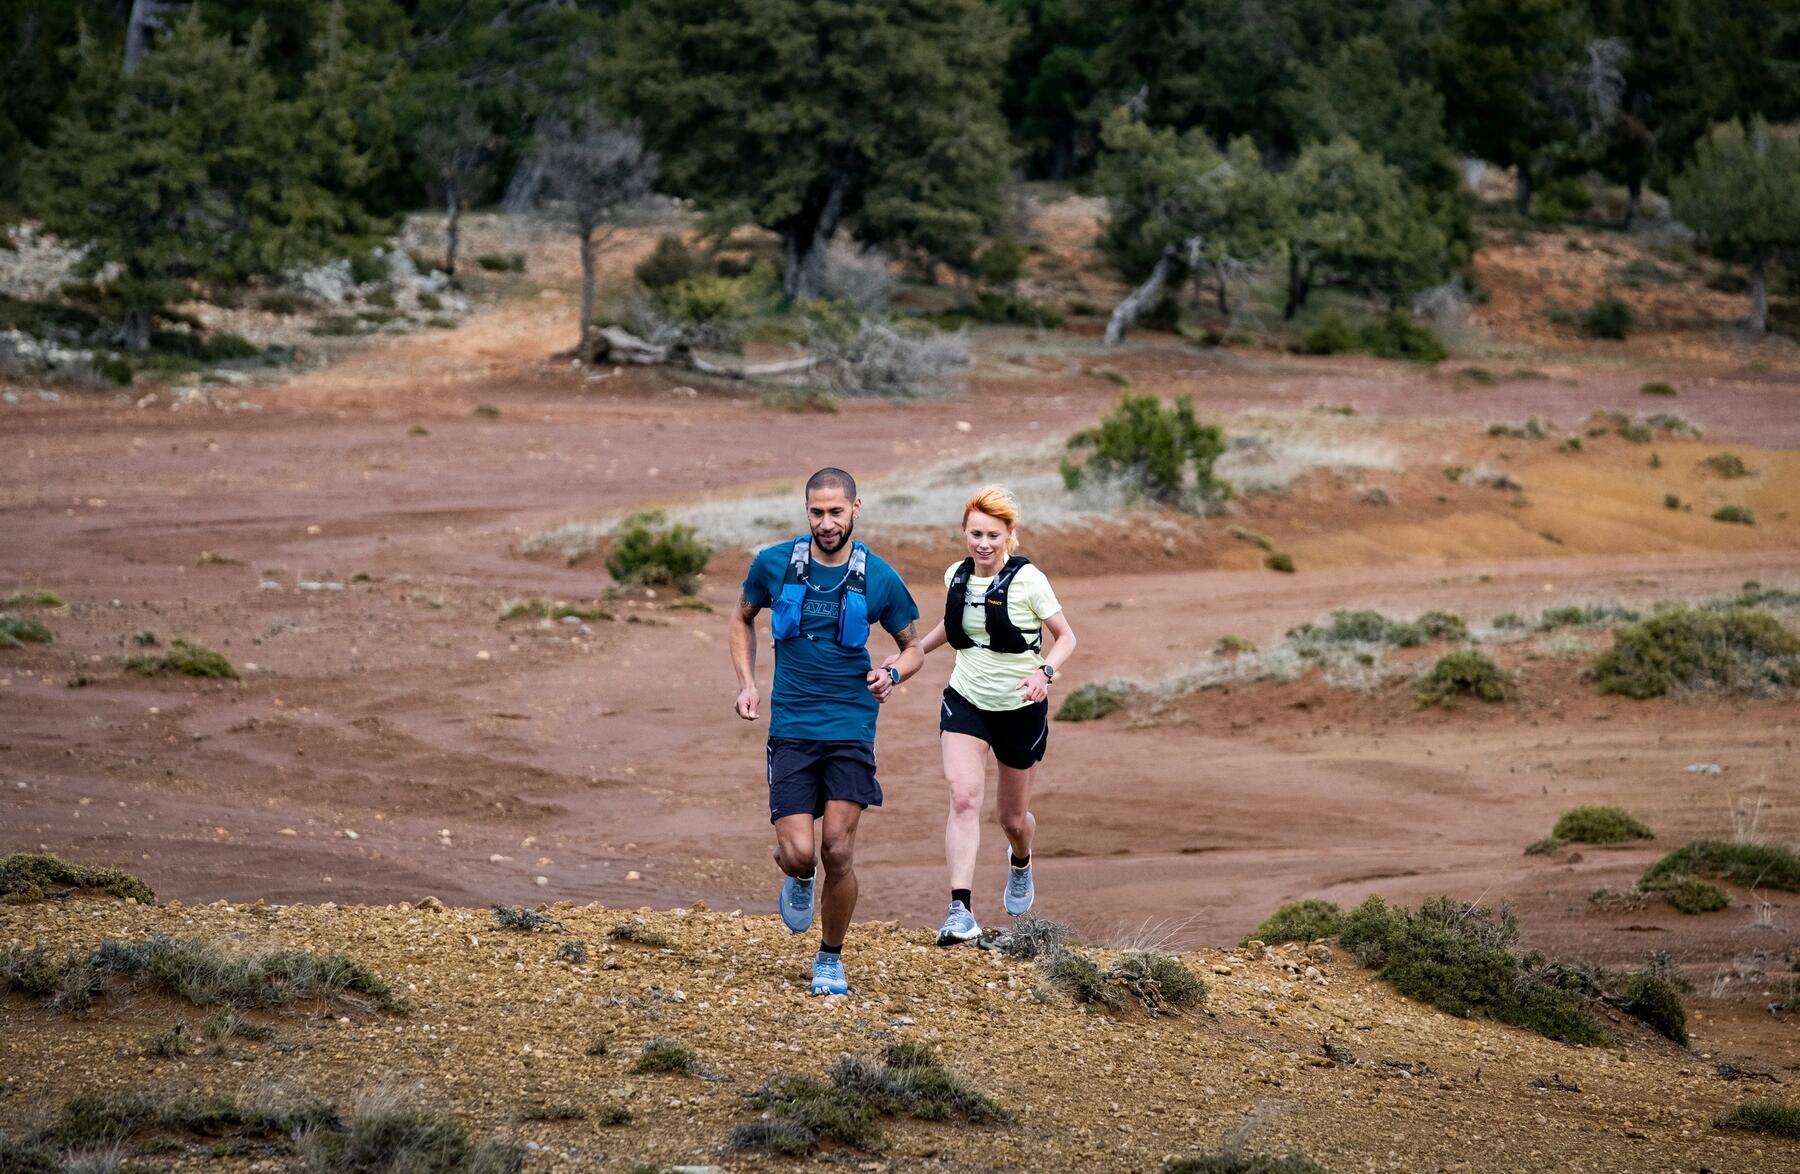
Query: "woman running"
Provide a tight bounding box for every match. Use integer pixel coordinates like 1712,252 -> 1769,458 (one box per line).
895,485 -> 1078,945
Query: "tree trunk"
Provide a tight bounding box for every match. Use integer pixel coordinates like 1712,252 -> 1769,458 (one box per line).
120,307 -> 152,352
1514,161 -> 1533,215
1050,125 -> 1075,181
124,0 -> 169,76
779,180 -> 847,302
445,192 -> 462,277
1214,260 -> 1230,316
578,227 -> 597,351
1623,175 -> 1642,231
1749,253 -> 1768,336
1284,248 -> 1302,320
1104,236 -> 1200,345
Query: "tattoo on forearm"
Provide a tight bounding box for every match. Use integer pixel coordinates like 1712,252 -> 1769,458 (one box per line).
735,593 -> 761,622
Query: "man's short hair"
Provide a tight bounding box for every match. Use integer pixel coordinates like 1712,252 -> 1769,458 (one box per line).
805,467 -> 857,501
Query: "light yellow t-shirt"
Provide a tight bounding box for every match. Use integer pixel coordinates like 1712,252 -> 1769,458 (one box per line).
944,561 -> 1062,712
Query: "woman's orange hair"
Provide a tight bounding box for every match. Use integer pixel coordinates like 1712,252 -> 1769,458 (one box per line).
962,485 -> 1021,553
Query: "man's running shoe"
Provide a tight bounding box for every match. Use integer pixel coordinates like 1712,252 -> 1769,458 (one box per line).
935,900 -> 981,946
1003,858 -> 1035,917
810,951 -> 848,996
779,873 -> 815,933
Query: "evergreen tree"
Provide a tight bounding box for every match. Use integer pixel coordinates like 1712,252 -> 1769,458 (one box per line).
1280,36 -> 1460,194
612,0 -> 1014,299
28,12 -> 365,349
997,0 -> 1111,179
1671,117 -> 1800,336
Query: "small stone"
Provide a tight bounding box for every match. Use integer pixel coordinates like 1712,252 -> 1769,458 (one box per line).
625,870 -> 641,880
476,650 -> 491,661
278,828 -> 297,837
533,876 -> 548,887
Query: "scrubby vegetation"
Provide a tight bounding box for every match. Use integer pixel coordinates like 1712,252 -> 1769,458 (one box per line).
491,906 -> 565,933
607,921 -> 675,948
1339,896 -> 1608,1044
1642,840 -> 1800,893
1162,1154 -> 1328,1174
1415,650 -> 1507,705
993,915 -> 1071,960
1247,899 -> 1344,945
1063,393 -> 1228,510
1105,950 -> 1208,1016
1264,552 -> 1295,573
1645,874 -> 1731,914
1525,837 -> 1566,856
122,638 -> 239,679
1714,1101 -> 1800,1138
605,513 -> 711,593
1703,452 -> 1751,478
1581,295 -> 1634,339
1056,681 -> 1128,722
1297,310 -> 1446,362
629,1039 -> 704,1075
1552,807 -> 1653,844
0,613 -> 54,648
0,853 -> 154,904
500,598 -> 611,623
0,935 -> 400,1015
1711,504 -> 1755,526
1591,606 -> 1800,698
1291,609 -> 1465,650
729,1045 -> 1008,1156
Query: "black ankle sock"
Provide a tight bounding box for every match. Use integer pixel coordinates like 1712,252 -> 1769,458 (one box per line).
817,941 -> 842,955
794,867 -> 815,880
951,888 -> 972,910
1010,852 -> 1030,869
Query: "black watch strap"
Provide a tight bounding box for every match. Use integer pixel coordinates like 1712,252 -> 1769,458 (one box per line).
1040,663 -> 1055,682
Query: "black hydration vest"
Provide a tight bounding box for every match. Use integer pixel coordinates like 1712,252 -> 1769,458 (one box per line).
945,556 -> 1040,654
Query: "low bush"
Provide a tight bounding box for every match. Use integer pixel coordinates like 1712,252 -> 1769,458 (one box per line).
994,915 -> 1070,960
1295,310 -> 1359,355
1536,602 -> 1637,631
1619,970 -> 1689,1044
1,590 -> 63,608
605,512 -> 711,593
1163,1155 -> 1328,1174
1246,899 -> 1343,945
53,1090 -> 340,1149
1712,505 -> 1755,526
0,613 -> 53,647
1064,393 -> 1229,509
1647,874 -> 1731,914
1104,950 -> 1207,1015
1339,896 -> 1608,1044
1581,295 -> 1634,339
1703,452 -> 1751,478
1361,310 -> 1448,362
831,1044 -> 1010,1122
475,252 -> 526,273
974,238 -> 1027,286
1265,552 -> 1295,573
1552,807 -> 1653,844
492,906 -> 565,932
1055,682 -> 1127,722
630,1039 -> 703,1075
1418,611 -> 1470,641
1415,650 -> 1507,706
257,291 -> 316,315
1714,1101 -> 1800,1138
965,289 -> 1062,328
310,314 -> 363,336
1042,950 -> 1125,1011
1214,634 -> 1258,655
1665,493 -> 1681,510
635,235 -> 701,290
1591,606 -> 1800,698
1,853 -> 154,904
1524,837 -> 1565,856
301,1100 -> 523,1173
606,920 -> 674,948
1641,381 -> 1677,396
1642,839 -> 1800,893
122,639 -> 238,679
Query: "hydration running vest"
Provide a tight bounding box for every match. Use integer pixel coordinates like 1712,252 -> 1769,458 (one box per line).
945,555 -> 1040,654
768,536 -> 871,648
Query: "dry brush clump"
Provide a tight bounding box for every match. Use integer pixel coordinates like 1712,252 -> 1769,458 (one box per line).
1,854 -> 155,905
1414,650 -> 1507,706
121,638 -> 238,679
1591,606 -> 1800,699
0,612 -> 55,648
1552,806 -> 1654,845
1246,900 -> 1344,946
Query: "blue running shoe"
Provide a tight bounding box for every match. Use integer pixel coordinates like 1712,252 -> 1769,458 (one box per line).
779,873 -> 815,934
1003,858 -> 1035,917
810,951 -> 848,996
935,900 -> 981,946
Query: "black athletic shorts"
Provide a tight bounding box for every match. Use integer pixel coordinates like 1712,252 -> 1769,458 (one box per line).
939,686 -> 1049,771
766,738 -> 882,823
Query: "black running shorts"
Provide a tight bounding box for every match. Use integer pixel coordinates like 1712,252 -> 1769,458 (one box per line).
766,738 -> 882,823
939,686 -> 1049,770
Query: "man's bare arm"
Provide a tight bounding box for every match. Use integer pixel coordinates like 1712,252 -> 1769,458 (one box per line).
729,593 -> 762,720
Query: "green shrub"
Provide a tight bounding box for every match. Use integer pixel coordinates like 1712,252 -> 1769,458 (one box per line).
1648,874 -> 1731,913
1264,551 -> 1295,573
1065,393 -> 1228,508
1104,950 -> 1207,1015
966,289 -> 1062,328
1552,807 -> 1653,844
309,315 -> 362,337
730,1075 -> 881,1156
1298,609 -> 1428,648
1055,682 -> 1127,722
605,512 -> 712,593
473,403 -> 500,418
1246,899 -> 1344,945
0,613 -> 54,648
1711,505 -> 1755,526
475,252 -> 526,273
1714,1101 -> 1800,1138
1360,310 -> 1447,362
1042,950 -> 1125,1011
1416,650 -> 1507,705
417,292 -> 442,312
833,1044 -> 1010,1122
1641,381 -> 1677,396
303,1103 -> 523,1173
974,238 -> 1027,286
1,853 -> 154,904
1,590 -> 63,608
1642,839 -> 1800,893
1704,452 -> 1750,478
658,273 -> 758,328
364,288 -> 397,310
1296,310 -> 1358,355
1418,611 -> 1469,641
349,251 -> 386,285
1581,295 -> 1634,339
1535,602 -> 1637,631
1163,1155 -> 1328,1174
1214,634 -> 1257,655
1339,896 -> 1608,1044
1534,175 -> 1592,222
1524,837 -> 1565,856
630,1039 -> 702,1075
0,1132 -> 58,1173
635,235 -> 702,290
123,639 -> 238,679
1591,606 -> 1800,698
1665,493 -> 1681,510
1619,970 -> 1688,1044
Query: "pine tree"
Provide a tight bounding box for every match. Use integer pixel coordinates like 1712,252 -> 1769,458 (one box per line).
29,12 -> 364,349
1671,117 -> 1800,335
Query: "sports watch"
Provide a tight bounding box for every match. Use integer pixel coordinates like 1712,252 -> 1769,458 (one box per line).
1039,663 -> 1056,683
885,666 -> 901,685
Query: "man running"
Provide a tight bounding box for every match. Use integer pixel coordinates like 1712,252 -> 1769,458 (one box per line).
729,468 -> 922,995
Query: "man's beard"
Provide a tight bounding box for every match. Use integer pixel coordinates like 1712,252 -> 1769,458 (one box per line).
812,516 -> 855,553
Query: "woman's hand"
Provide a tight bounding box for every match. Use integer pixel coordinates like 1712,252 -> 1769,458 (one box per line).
1017,668 -> 1050,704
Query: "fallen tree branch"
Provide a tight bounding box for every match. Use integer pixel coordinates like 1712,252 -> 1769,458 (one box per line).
581,325 -> 824,381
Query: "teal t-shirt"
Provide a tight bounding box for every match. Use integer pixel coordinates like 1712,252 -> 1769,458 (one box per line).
743,539 -> 919,742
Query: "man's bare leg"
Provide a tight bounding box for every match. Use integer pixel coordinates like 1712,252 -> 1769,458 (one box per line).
817,800 -> 864,948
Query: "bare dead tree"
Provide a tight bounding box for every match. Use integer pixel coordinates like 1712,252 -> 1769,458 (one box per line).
411,106 -> 496,277
539,112 -> 657,353
124,0 -> 183,76
1104,236 -> 1201,345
